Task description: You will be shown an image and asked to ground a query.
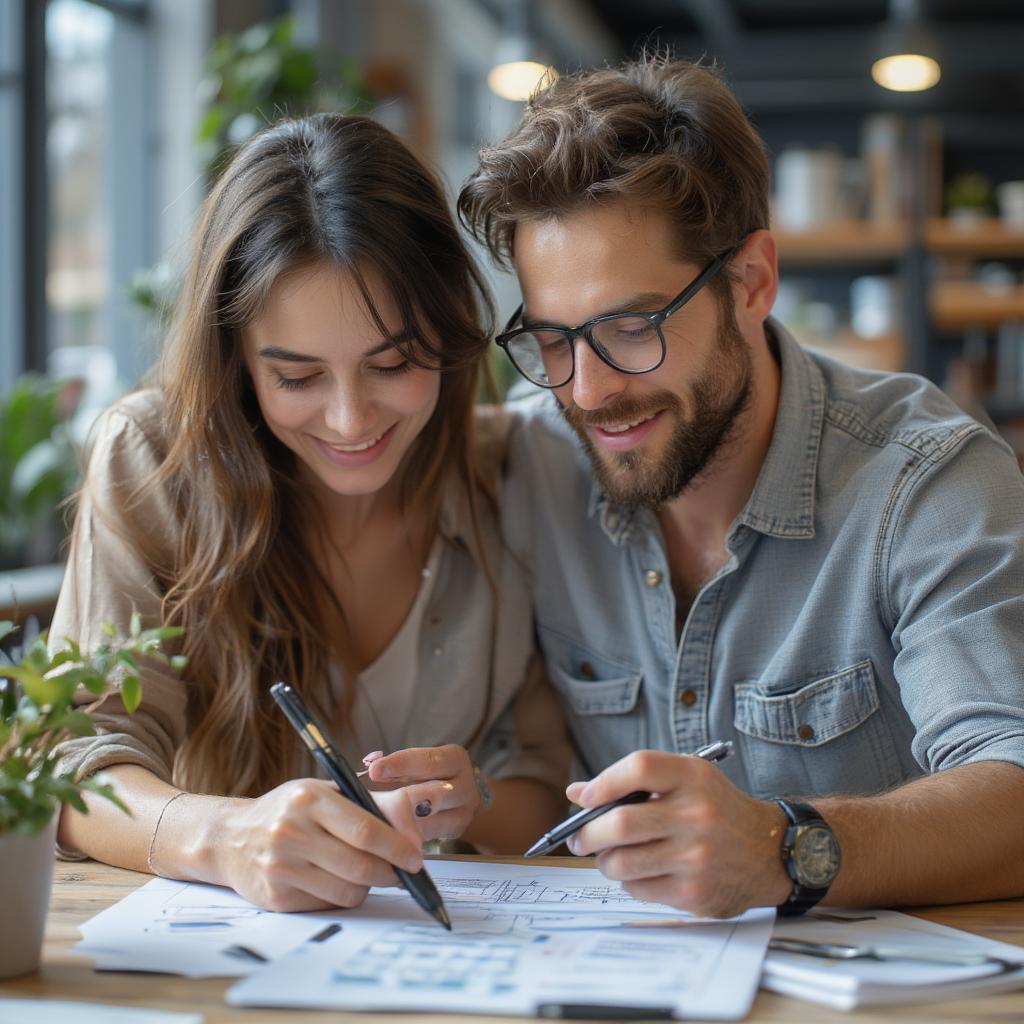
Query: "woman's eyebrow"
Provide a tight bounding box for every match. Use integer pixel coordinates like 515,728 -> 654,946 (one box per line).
257,346 -> 320,363
257,331 -> 416,364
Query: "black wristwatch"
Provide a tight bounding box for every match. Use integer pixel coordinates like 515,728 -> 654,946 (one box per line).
773,798 -> 841,916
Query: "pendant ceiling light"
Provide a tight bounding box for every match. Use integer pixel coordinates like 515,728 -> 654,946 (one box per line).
872,0 -> 941,92
488,0 -> 557,102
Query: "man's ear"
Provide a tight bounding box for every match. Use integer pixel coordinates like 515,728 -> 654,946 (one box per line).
732,230 -> 778,327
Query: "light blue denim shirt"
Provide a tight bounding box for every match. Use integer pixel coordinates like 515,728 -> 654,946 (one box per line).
503,318 -> 1024,798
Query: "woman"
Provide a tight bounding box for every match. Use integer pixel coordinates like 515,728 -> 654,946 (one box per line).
52,114 -> 568,912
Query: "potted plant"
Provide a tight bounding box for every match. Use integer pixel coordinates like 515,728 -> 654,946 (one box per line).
0,614 -> 183,979
0,373 -> 83,570
945,172 -> 995,230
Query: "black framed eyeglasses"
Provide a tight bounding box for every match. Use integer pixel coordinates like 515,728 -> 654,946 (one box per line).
496,247 -> 736,389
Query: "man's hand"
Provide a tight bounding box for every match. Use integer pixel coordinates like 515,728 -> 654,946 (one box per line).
565,750 -> 792,917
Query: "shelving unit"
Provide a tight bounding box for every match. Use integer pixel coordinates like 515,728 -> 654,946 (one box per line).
774,222 -> 910,266
930,281 -> 1024,332
775,218 -> 1024,375
923,218 -> 1024,257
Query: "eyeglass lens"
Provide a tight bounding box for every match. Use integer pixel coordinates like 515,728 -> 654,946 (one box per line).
506,315 -> 662,387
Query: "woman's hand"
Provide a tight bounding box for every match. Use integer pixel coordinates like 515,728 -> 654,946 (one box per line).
367,744 -> 481,842
215,778 -> 425,913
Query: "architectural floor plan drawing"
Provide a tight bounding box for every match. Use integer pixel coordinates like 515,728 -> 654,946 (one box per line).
227,859 -> 774,1019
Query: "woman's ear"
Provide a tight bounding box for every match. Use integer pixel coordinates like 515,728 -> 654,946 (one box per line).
732,229 -> 778,327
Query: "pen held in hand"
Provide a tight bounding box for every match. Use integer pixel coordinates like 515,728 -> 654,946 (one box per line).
524,739 -> 734,858
269,682 -> 451,931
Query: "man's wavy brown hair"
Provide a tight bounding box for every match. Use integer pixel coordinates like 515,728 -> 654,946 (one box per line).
458,54 -> 770,288
125,114 -> 494,796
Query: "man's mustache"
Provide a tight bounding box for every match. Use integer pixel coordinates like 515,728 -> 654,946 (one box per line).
562,392 -> 682,431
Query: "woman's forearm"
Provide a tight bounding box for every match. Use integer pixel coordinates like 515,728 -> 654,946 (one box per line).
57,763 -> 242,883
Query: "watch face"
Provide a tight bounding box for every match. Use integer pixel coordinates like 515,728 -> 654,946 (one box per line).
793,824 -> 841,887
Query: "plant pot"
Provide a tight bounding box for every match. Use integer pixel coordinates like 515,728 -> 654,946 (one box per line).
0,813 -> 57,978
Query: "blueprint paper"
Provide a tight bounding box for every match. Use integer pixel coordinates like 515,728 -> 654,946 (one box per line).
227,859 -> 773,1019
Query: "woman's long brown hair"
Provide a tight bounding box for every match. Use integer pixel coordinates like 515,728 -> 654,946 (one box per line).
131,115 -> 493,796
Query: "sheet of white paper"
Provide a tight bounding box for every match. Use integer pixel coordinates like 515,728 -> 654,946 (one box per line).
0,1000 -> 202,1024
227,860 -> 774,1020
75,877 -> 346,978
763,908 -> 1024,1010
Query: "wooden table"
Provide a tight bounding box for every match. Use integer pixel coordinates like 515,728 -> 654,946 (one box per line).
2,860 -> 1023,1023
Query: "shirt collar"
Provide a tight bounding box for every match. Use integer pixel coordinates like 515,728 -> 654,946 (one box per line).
588,316 -> 824,543
736,317 -> 823,539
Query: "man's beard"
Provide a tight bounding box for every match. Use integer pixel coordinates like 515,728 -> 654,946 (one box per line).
562,310 -> 753,510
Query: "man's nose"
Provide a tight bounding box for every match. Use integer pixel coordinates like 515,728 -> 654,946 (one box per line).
568,338 -> 627,412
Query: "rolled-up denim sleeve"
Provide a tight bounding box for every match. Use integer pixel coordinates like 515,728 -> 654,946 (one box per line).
886,426 -> 1024,774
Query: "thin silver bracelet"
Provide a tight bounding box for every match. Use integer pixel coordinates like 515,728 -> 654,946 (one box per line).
146,791 -> 186,875
472,764 -> 493,808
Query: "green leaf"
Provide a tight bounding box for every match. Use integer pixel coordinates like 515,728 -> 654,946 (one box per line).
129,609 -> 142,638
0,621 -> 16,643
100,621 -> 117,638
117,651 -> 139,673
81,673 -> 108,696
82,777 -> 131,817
63,709 -> 96,737
19,671 -> 62,707
121,675 -> 141,714
170,656 -> 188,673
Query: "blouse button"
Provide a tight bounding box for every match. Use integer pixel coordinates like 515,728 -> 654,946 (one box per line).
644,569 -> 663,588
679,688 -> 698,707
797,723 -> 815,741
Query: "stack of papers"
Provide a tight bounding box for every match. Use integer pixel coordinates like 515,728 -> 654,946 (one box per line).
764,908 -> 1024,1009
75,877 -> 346,977
76,861 -> 772,1020
0,1001 -> 201,1024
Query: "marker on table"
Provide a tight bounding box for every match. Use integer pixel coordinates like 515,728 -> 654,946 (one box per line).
269,682 -> 451,931
524,739 -> 734,858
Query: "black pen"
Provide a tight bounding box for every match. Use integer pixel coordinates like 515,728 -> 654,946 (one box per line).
269,682 -> 451,931
524,740 -> 734,858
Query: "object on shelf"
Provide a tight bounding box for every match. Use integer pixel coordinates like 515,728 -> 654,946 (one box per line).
994,323 -> 1024,402
996,181 -> 1024,230
944,172 -> 996,231
774,147 -> 845,230
851,276 -> 900,339
861,114 -> 905,224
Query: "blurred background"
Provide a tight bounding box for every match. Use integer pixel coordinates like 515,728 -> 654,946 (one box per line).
1,0 -> 1023,621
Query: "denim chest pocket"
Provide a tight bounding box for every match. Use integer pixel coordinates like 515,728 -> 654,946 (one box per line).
541,629 -> 646,778
733,660 -> 903,798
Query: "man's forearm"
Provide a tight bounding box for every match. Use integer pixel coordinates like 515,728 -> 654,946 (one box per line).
816,760 -> 1024,906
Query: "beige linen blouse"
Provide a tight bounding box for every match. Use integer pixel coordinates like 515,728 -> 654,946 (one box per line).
51,390 -> 569,849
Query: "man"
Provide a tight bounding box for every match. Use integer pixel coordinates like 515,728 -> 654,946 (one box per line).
459,56 -> 1024,918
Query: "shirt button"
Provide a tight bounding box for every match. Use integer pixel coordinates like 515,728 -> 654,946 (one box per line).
797,723 -> 815,741
644,569 -> 663,588
680,688 -> 698,707
578,661 -> 595,680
